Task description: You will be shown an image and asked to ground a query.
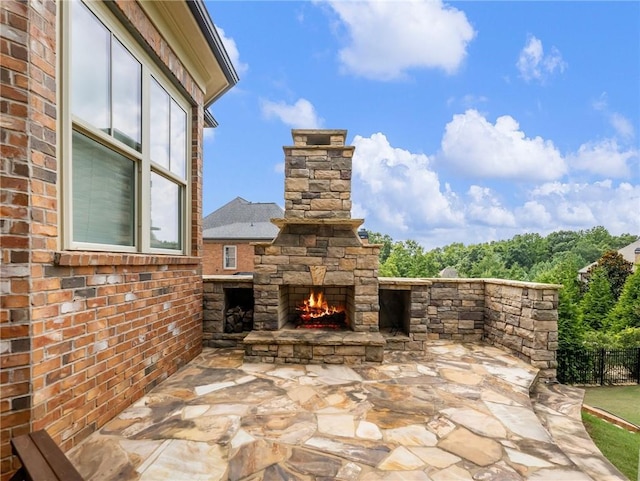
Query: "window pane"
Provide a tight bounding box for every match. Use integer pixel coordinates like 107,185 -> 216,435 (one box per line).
150,172 -> 181,250
112,39 -> 141,151
224,246 -> 236,269
72,1 -> 110,131
72,131 -> 135,246
150,79 -> 170,169
170,99 -> 187,179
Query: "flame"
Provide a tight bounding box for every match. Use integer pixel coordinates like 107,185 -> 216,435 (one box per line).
297,290 -> 344,321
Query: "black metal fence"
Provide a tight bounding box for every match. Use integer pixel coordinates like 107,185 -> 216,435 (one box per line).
558,347 -> 640,385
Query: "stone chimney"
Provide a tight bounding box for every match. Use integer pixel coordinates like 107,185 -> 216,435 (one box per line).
283,129 -> 353,220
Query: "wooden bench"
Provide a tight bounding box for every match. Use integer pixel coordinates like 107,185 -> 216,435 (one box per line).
10,430 -> 84,481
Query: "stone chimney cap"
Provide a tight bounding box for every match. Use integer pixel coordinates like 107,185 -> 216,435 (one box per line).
291,129 -> 347,147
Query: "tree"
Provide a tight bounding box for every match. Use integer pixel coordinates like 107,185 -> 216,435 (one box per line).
586,250 -> 634,300
547,230 -> 580,256
457,244 -> 489,276
579,267 -> 615,331
535,253 -> 584,350
503,233 -> 549,270
367,231 -> 394,263
605,268 -> 640,331
467,251 -> 510,279
380,240 -> 434,278
611,233 -> 640,250
439,242 -> 466,271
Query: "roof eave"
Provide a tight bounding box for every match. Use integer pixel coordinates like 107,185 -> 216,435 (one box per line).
204,109 -> 218,129
187,0 -> 239,108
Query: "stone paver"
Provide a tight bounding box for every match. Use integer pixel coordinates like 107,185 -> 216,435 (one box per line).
68,342 -> 627,480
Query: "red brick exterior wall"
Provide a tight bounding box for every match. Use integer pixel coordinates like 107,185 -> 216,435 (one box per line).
203,241 -> 257,275
0,1 -> 206,477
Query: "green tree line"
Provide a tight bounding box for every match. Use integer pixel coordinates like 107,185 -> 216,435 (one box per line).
367,227 -> 639,348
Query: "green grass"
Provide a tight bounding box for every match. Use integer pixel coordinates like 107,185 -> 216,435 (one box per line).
583,385 -> 640,426
582,411 -> 640,481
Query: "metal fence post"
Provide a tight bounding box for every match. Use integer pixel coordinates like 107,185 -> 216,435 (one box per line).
599,348 -> 606,385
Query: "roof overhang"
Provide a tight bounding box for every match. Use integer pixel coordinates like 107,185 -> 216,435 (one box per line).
137,0 -> 238,111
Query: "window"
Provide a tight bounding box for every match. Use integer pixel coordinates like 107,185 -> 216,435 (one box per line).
223,246 -> 237,270
64,0 -> 191,254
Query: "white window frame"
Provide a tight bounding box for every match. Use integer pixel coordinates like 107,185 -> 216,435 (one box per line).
60,0 -> 192,255
223,245 -> 237,270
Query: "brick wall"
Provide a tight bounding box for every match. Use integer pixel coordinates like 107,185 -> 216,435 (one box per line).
0,1 -> 206,477
203,241 -> 256,275
1,0 -> 57,475
30,253 -> 202,451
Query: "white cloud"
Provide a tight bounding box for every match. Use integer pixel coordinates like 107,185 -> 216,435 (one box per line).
592,93 -> 636,141
351,132 -> 463,236
465,186 -> 516,227
609,113 -> 635,141
216,26 -> 248,76
446,94 -> 489,110
261,98 -> 324,128
440,109 -> 567,181
327,0 -> 475,80
529,181 -> 640,234
516,35 -> 566,83
352,134 -> 638,247
516,201 -> 553,228
555,202 -> 597,226
567,138 -> 637,178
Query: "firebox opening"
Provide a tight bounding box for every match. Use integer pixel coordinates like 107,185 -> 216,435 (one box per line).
224,288 -> 254,333
379,289 -> 411,336
279,285 -> 354,330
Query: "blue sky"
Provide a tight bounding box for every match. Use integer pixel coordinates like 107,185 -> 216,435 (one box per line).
202,0 -> 639,249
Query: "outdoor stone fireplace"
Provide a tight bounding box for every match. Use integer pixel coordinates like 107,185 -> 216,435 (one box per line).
243,129 -> 386,363
203,129 -> 559,377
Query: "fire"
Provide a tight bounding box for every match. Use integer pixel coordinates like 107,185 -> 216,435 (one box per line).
296,290 -> 346,329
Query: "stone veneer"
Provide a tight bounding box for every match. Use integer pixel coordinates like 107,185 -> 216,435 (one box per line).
252,221 -> 380,332
484,280 -> 559,376
251,130 -> 381,334
204,276 -> 559,378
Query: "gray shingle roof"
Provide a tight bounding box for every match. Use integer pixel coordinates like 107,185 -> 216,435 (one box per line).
203,197 -> 283,240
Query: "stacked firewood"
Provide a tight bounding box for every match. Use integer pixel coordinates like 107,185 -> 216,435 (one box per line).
224,306 -> 254,333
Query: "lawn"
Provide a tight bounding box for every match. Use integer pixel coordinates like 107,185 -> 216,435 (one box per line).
583,385 -> 640,426
582,411 -> 640,481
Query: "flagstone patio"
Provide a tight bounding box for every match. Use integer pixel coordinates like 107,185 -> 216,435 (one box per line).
67,342 -> 626,481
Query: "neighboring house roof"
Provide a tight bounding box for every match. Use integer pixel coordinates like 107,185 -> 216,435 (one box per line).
439,267 -> 459,278
203,197 -> 283,240
578,238 -> 640,274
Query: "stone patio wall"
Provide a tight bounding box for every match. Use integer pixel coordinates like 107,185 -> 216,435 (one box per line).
426,279 -> 485,342
484,280 -> 559,380
203,276 -> 558,378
